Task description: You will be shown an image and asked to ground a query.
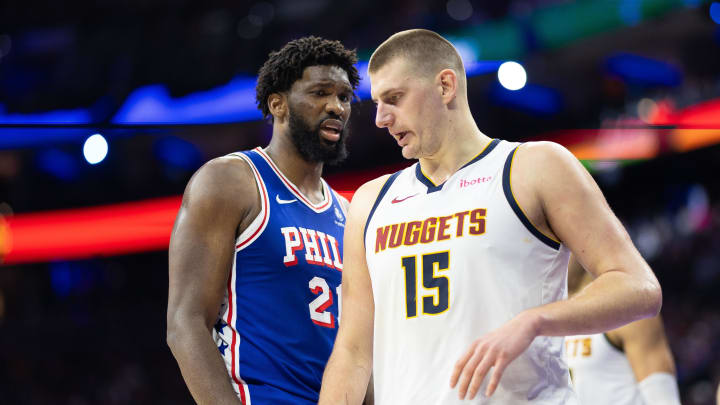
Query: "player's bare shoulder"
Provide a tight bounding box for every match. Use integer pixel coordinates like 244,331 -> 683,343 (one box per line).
180,154 -> 260,228
508,141 -> 593,242
513,141 -> 579,182
512,141 -> 593,202
352,175 -> 393,209
345,174 -> 393,228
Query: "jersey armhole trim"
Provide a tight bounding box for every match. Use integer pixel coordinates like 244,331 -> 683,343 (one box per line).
502,146 -> 561,250
328,184 -> 348,217
604,333 -> 624,353
233,152 -> 270,251
363,171 -> 402,247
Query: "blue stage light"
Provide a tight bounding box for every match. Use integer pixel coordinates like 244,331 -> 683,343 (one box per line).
355,61 -> 371,101
50,262 -> 73,297
112,77 -> 263,124
49,261 -> 100,298
619,0 -> 642,26
491,83 -> 562,115
36,149 -> 79,181
0,104 -> 91,124
154,136 -> 203,170
466,61 -> 504,76
711,2 -> 720,24
605,53 -> 682,87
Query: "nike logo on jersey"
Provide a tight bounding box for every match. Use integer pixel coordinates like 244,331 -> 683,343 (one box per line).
391,193 -> 418,204
276,195 -> 298,204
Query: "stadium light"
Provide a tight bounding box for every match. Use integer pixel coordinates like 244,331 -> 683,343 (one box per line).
497,61 -> 527,91
83,134 -> 108,164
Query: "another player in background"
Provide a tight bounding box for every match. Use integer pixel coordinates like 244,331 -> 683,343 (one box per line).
318,29 -> 662,404
565,256 -> 681,405
167,36 -> 359,405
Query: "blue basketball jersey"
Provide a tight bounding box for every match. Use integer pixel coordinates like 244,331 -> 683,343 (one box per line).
212,147 -> 345,405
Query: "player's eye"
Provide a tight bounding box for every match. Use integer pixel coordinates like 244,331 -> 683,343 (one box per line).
388,94 -> 401,104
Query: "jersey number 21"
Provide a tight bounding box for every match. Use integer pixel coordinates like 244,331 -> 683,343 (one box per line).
308,276 -> 341,329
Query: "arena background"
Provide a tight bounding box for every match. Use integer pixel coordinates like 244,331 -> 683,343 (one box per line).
1,1 -> 720,403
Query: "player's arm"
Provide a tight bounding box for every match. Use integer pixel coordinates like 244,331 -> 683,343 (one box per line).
335,191 -> 375,405
571,256 -> 680,403
451,142 -> 662,399
566,253 -> 588,295
363,374 -> 375,405
167,157 -> 257,405
525,141 -> 662,335
612,316 -> 680,404
318,176 -> 388,405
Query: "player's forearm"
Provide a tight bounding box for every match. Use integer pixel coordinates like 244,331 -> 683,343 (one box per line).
167,321 -> 242,405
319,345 -> 372,405
530,270 -> 661,337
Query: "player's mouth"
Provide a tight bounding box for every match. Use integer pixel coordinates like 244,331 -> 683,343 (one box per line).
394,131 -> 410,146
319,119 -> 344,142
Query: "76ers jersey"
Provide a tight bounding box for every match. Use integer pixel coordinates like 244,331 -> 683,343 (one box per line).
565,334 -> 643,405
364,139 -> 578,404
213,147 -> 345,405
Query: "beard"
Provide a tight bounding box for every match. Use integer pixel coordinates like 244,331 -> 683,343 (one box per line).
288,109 -> 349,166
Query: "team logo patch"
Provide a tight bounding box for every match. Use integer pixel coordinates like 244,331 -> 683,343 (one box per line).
334,206 -> 344,222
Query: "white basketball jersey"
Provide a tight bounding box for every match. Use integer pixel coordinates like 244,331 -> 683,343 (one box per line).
565,333 -> 643,405
364,139 -> 578,404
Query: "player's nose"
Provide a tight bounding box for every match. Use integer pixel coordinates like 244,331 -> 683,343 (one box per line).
325,96 -> 346,116
375,103 -> 393,128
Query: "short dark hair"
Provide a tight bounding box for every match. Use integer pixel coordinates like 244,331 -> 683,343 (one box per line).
256,36 -> 360,119
369,29 -> 465,84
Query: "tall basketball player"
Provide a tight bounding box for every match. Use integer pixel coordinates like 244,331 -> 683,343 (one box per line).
319,29 -> 662,404
167,37 -> 359,405
565,256 -> 681,404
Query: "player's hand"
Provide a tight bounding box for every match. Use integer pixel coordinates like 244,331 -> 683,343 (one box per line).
449,310 -> 540,399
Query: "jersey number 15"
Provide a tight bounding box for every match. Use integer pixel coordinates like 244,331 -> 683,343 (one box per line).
402,251 -> 450,318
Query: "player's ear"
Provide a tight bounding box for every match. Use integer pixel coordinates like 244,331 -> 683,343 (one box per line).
437,69 -> 458,105
268,93 -> 288,123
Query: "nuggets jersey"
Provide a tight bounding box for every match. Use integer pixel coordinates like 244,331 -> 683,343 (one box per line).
364,139 -> 578,404
212,147 -> 345,405
565,334 -> 643,405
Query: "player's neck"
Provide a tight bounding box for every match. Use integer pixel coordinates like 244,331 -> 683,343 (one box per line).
264,136 -> 325,202
418,114 -> 491,184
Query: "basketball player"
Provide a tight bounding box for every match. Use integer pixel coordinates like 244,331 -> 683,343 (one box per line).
565,256 -> 681,404
166,37 -> 359,405
318,29 -> 662,404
